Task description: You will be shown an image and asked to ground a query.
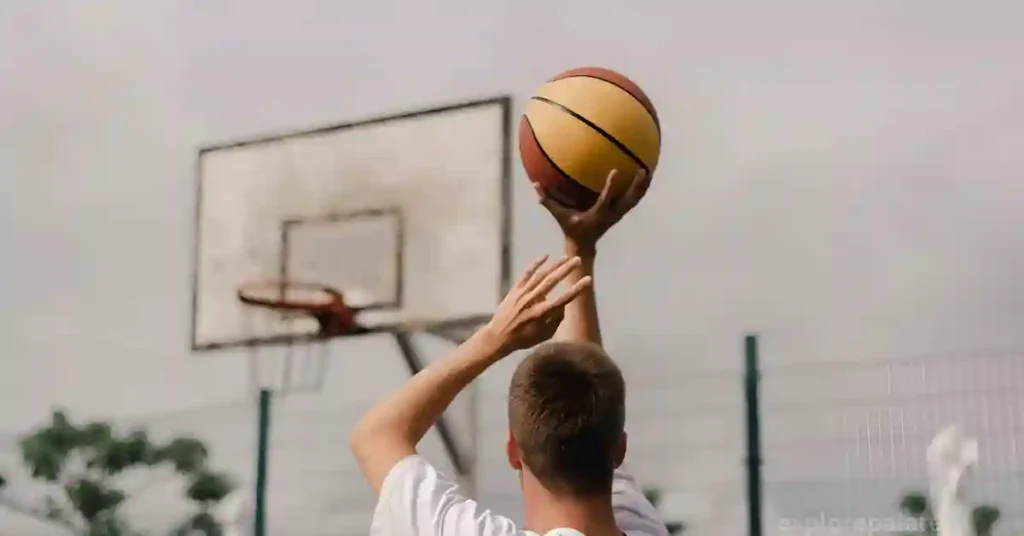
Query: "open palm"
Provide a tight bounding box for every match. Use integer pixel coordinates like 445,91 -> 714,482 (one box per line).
486,255 -> 592,353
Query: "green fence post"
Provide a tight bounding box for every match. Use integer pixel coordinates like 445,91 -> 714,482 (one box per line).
744,334 -> 763,536
254,389 -> 272,536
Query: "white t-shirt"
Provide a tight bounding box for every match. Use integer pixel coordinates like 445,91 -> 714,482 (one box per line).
370,455 -> 670,536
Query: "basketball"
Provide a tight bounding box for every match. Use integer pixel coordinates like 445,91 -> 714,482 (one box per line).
519,67 -> 660,210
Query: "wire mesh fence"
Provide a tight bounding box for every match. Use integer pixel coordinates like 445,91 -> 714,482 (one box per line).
130,392 -> 468,534
0,332 -> 475,536
631,342 -> 1024,536
759,347 -> 1024,536
3,342 -> 1021,536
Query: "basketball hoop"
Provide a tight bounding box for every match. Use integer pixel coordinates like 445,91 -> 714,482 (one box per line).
237,279 -> 370,337
236,279 -> 367,395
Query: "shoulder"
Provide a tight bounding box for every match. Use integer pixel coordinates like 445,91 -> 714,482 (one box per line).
371,455 -> 526,536
611,468 -> 671,536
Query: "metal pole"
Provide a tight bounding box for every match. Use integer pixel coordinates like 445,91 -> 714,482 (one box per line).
744,334 -> 764,536
254,389 -> 272,536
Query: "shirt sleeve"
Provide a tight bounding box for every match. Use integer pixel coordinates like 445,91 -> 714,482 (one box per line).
611,466 -> 671,536
370,454 -> 523,536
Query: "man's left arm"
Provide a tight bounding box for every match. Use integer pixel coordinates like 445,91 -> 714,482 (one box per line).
351,254 -> 587,493
352,255 -> 587,536
350,329 -> 505,493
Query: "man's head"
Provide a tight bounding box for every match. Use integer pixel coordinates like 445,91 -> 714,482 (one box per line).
507,341 -> 626,497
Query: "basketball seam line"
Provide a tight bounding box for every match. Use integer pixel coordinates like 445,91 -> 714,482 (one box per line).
530,97 -> 650,173
557,75 -> 661,134
523,117 -> 594,209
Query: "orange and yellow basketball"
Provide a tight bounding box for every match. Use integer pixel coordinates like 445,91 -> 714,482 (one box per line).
519,67 -> 660,210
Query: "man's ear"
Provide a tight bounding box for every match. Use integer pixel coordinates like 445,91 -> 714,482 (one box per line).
613,431 -> 627,468
506,429 -> 523,470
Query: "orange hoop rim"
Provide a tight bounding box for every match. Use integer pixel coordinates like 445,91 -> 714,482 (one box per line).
236,279 -> 344,313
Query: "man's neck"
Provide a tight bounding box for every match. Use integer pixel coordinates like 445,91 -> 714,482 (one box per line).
523,482 -> 619,536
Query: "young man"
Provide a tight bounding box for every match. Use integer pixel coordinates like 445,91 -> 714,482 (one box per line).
351,170 -> 662,536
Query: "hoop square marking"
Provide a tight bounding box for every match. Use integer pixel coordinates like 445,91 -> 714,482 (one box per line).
281,207 -> 403,312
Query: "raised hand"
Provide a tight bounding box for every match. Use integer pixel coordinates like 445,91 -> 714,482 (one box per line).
534,169 -> 651,251
485,255 -> 593,353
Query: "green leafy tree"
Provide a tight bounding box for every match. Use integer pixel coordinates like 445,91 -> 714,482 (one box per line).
0,410 -> 235,536
644,486 -> 686,535
898,490 -> 1001,536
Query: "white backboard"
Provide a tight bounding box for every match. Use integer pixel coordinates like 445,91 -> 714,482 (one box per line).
191,98 -> 512,351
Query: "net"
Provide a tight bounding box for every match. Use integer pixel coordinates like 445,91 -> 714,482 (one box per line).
238,296 -> 333,395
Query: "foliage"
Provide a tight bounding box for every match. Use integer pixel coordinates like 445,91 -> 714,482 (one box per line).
0,410 -> 235,536
971,505 -> 1001,536
898,490 -> 1001,536
644,486 -> 686,535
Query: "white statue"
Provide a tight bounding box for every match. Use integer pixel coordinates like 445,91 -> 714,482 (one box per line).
926,425 -> 978,536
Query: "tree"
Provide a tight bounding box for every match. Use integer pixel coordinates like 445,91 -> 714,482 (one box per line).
898,490 -> 1001,536
899,492 -> 935,535
0,410 -> 235,536
644,486 -> 686,535
971,505 -> 1000,536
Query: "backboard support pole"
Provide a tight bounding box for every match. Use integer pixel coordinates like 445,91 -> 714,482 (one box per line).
743,334 -> 763,536
424,327 -> 472,346
253,388 -> 272,536
392,332 -> 473,493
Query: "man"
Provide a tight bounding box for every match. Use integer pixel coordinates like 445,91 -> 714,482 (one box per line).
351,169 -> 663,536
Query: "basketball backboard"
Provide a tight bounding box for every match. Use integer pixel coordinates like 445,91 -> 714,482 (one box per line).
191,97 -> 512,351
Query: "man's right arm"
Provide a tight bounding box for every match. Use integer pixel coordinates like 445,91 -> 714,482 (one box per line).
555,239 -> 601,345
539,169 -> 649,346
543,170 -> 666,534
